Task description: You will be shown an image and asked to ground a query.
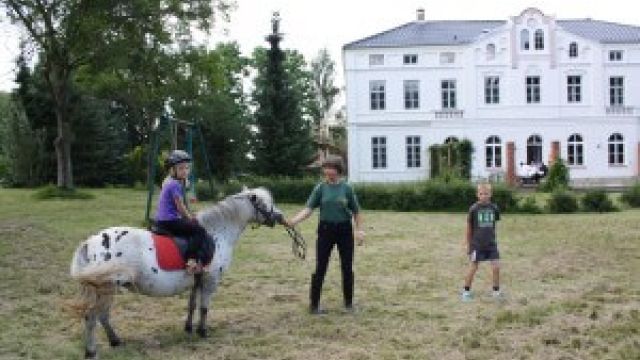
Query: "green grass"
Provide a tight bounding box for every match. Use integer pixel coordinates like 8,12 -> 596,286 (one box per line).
0,188 -> 638,359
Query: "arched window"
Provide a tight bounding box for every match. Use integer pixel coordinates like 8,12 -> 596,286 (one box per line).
569,42 -> 578,58
485,135 -> 502,168
527,135 -> 543,165
444,136 -> 459,144
608,133 -> 624,165
486,43 -> 496,60
567,134 -> 583,165
520,29 -> 530,50
534,29 -> 544,50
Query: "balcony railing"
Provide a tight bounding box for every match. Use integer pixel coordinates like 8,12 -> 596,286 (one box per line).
606,106 -> 635,115
435,109 -> 464,119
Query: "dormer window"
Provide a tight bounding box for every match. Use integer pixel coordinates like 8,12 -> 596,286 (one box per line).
569,42 -> 578,58
369,54 -> 384,66
609,50 -> 623,61
403,54 -> 418,65
534,29 -> 544,50
486,44 -> 496,60
520,29 -> 530,50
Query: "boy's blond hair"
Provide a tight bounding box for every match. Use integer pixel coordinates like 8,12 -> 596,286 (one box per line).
477,182 -> 492,192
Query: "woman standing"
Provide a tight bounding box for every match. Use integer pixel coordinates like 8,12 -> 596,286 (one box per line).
285,156 -> 364,314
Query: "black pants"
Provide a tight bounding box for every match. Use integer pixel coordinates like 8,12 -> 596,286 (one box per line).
311,221 -> 354,308
156,219 -> 209,264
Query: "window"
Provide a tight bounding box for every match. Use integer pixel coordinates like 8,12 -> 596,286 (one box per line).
534,29 -> 544,50
371,137 -> 387,169
520,29 -> 530,50
369,54 -> 384,66
406,136 -> 421,168
569,42 -> 578,58
484,76 -> 500,104
608,133 -> 624,165
403,54 -> 418,65
369,81 -> 386,110
567,134 -> 584,166
526,76 -> 541,103
567,75 -> 582,103
404,80 -> 420,109
486,44 -> 496,60
439,52 -> 455,64
609,77 -> 624,106
444,136 -> 459,144
527,135 -> 543,165
609,50 -> 623,61
485,136 -> 502,168
441,80 -> 457,109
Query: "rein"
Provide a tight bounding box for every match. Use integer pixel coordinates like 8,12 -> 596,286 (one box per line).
284,225 -> 306,260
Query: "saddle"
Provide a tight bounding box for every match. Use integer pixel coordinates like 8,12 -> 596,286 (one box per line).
149,223 -> 191,271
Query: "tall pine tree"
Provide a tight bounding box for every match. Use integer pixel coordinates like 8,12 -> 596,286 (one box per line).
251,13 -> 314,177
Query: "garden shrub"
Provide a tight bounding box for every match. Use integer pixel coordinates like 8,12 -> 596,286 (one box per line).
580,189 -> 616,212
539,159 -> 570,192
621,183 -> 640,208
546,190 -> 578,213
517,196 -> 542,214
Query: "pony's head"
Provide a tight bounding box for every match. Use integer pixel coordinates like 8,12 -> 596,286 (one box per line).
241,187 -> 283,227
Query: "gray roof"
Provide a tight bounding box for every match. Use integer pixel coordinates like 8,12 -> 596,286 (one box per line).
344,19 -> 640,50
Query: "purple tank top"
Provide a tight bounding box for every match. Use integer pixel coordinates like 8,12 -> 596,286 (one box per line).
155,178 -> 184,221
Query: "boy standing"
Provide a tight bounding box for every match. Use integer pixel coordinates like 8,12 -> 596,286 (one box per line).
462,183 -> 501,301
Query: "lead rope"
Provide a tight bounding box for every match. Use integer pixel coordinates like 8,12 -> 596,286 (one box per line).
284,225 -> 306,260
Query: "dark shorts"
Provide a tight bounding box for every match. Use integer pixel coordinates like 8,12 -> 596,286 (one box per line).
469,248 -> 500,262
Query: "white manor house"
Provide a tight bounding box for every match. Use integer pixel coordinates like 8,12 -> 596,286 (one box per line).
342,7 -> 640,186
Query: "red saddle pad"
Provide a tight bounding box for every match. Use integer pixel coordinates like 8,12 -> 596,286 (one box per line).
152,234 -> 185,271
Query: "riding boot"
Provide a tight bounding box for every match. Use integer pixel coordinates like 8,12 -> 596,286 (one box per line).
342,271 -> 354,310
309,273 -> 326,314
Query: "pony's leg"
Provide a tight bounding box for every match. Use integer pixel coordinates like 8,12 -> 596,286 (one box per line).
99,307 -> 122,347
196,275 -> 218,338
84,311 -> 98,359
184,274 -> 201,334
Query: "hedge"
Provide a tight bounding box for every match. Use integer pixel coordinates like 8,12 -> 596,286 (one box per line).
621,183 -> 640,207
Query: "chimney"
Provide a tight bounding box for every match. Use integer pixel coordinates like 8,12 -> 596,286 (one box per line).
416,8 -> 425,21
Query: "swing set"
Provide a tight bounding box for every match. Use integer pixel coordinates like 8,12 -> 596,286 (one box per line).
144,115 -> 215,223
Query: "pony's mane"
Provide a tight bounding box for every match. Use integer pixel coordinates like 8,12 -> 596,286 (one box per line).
197,187 -> 272,227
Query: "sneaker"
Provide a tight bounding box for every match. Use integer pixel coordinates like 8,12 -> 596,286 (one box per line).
461,290 -> 473,302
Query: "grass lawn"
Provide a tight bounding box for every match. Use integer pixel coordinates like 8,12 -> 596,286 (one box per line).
0,188 -> 638,360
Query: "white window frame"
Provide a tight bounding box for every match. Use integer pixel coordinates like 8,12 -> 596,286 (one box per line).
406,136 -> 421,168
534,29 -> 544,50
567,75 -> 582,103
569,42 -> 578,58
609,77 -> 624,106
567,134 -> 584,166
485,135 -> 502,168
484,76 -> 500,104
371,136 -> 387,169
403,54 -> 418,65
608,133 -> 625,165
369,80 -> 386,110
404,80 -> 420,110
526,76 -> 541,103
608,50 -> 623,62
486,44 -> 496,61
520,29 -> 530,50
439,52 -> 455,64
441,80 -> 457,109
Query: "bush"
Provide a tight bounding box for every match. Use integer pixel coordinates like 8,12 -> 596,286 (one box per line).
621,183 -> 640,207
516,196 -> 542,214
491,184 -> 518,212
33,185 -> 95,200
539,159 -> 570,192
581,189 -> 616,212
546,190 -> 578,213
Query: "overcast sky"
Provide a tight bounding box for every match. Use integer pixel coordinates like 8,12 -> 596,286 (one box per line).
1,0 -> 640,92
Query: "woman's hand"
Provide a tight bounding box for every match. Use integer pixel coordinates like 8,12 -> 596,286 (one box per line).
355,229 -> 365,246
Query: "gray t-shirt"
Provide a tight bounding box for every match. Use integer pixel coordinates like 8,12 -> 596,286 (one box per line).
468,202 -> 500,251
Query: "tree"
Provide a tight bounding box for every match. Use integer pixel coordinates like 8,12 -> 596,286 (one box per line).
1,0 -> 232,189
251,14 -> 315,177
309,48 -> 339,135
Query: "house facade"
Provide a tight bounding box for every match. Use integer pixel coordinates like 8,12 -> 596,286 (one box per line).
343,8 -> 640,186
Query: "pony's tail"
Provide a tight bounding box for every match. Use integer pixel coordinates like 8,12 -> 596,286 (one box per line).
69,243 -> 135,317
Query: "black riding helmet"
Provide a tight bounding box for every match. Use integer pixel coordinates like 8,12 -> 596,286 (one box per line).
164,150 -> 192,169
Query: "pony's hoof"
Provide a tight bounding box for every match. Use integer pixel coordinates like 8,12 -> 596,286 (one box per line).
109,338 -> 123,347
184,323 -> 193,334
196,327 -> 209,338
84,349 -> 97,359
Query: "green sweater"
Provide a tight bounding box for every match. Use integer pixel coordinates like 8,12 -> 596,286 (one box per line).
305,180 -> 360,223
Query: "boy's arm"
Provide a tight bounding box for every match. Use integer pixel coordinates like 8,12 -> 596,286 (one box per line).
466,218 -> 472,254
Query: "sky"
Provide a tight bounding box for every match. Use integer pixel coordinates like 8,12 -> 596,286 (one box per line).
1,0 -> 640,93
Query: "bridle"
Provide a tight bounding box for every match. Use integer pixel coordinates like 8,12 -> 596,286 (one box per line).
246,193 -> 306,260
